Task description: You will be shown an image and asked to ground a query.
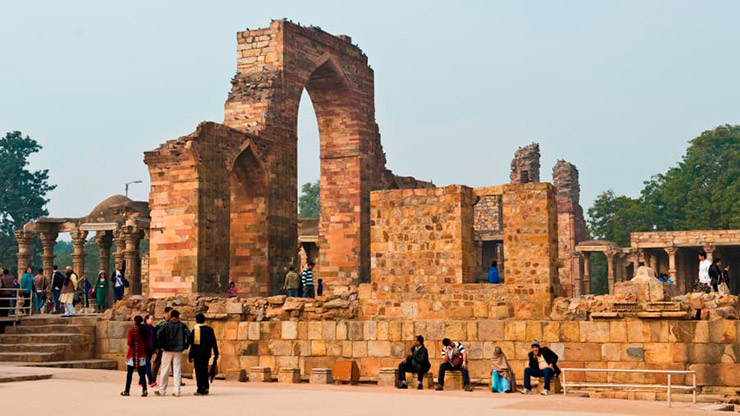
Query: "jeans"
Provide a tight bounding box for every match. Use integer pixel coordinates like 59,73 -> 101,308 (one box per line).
35,291 -> 46,313
0,297 -> 9,317
194,357 -> 210,393
152,350 -> 162,383
523,367 -> 555,391
303,285 -> 315,298
114,286 -> 124,302
52,289 -> 61,312
438,362 -> 470,386
397,361 -> 427,384
125,365 -> 146,393
158,351 -> 183,395
287,288 -> 299,297
145,354 -> 154,384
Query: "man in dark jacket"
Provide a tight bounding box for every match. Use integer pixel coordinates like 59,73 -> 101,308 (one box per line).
521,340 -> 560,395
396,335 -> 431,390
155,309 -> 190,397
188,313 -> 219,395
50,265 -> 65,313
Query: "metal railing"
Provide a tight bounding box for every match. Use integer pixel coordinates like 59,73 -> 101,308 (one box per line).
561,367 -> 697,408
0,288 -> 35,321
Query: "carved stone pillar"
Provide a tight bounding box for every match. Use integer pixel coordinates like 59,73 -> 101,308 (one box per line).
39,231 -> 58,279
582,252 -> 591,295
70,229 -> 88,277
606,250 -> 616,294
95,231 -> 113,279
14,230 -> 35,277
113,229 -> 126,271
124,229 -> 142,295
665,246 -> 678,282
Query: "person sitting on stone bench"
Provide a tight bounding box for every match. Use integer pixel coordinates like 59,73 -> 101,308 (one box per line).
521,340 -> 560,396
396,335 -> 431,390
435,338 -> 473,392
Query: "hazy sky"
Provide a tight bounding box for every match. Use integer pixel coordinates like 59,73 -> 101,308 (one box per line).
2,0 -> 739,227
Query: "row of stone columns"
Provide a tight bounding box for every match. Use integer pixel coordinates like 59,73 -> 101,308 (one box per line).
14,227 -> 144,297
579,249 -> 628,295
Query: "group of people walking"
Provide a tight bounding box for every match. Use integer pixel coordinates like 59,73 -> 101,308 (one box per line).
0,263 -> 129,316
395,337 -> 559,395
697,251 -> 731,294
122,307 -> 219,397
282,262 -> 318,298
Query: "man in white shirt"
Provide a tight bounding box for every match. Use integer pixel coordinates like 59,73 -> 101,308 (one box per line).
112,263 -> 126,302
698,251 -> 712,288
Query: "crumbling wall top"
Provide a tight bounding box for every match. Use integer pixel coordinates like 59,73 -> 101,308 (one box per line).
510,142 -> 540,184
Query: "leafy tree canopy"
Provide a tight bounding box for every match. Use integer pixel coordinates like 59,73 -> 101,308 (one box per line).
588,124 -> 739,247
298,181 -> 319,219
0,131 -> 56,270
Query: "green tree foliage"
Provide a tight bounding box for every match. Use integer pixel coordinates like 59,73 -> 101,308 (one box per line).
298,181 -> 320,219
0,131 -> 56,270
588,125 -> 739,247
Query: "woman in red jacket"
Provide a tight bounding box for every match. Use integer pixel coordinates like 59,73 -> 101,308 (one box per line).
122,315 -> 149,396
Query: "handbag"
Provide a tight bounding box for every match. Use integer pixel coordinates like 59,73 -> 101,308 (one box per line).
718,282 -> 730,296
447,346 -> 464,367
123,278 -> 130,288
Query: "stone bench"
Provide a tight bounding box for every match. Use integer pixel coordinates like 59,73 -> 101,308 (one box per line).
406,372 -> 434,389
379,368 -> 434,389
278,367 -> 301,384
310,368 -> 333,384
534,375 -> 561,394
225,368 -> 247,382
249,366 -> 272,382
443,371 -> 464,390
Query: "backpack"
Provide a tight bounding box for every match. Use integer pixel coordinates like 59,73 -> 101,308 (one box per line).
448,345 -> 464,367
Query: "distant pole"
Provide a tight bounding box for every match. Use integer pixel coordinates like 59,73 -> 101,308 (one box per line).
125,180 -> 143,198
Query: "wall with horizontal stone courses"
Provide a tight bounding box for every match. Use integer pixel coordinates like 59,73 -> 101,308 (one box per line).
370,185 -> 475,287
96,315 -> 740,393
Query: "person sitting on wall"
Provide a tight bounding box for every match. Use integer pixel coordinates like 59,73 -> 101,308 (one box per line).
488,261 -> 500,284
396,335 -> 431,390
435,338 -> 473,392
521,340 -> 560,396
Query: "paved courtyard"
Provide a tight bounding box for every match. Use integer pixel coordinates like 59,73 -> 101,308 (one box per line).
0,366 -> 726,415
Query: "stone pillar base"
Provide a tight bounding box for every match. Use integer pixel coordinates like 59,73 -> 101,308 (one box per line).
310,368 -> 333,384
225,369 -> 247,382
443,371 -> 464,390
378,368 -> 397,387
278,367 -> 301,383
249,366 -> 272,382
406,372 -> 434,389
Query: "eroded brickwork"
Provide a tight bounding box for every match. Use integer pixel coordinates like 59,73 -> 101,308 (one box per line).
553,160 -> 587,296
510,143 -> 540,184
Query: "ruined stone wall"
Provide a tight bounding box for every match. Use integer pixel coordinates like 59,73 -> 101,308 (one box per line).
370,185 -> 475,287
553,160 -> 587,297
473,186 -> 503,236
510,143 -> 540,184
502,183 -> 560,317
96,297 -> 740,394
145,122 -> 271,297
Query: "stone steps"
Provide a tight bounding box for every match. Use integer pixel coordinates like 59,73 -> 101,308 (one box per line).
0,351 -> 62,362
6,324 -> 93,335
20,359 -> 117,370
0,333 -> 87,345
17,315 -> 99,326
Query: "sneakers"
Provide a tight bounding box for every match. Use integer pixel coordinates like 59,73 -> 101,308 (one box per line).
142,390 -> 148,397
194,391 -> 205,396
149,382 -> 158,388
464,385 -> 474,392
120,391 -> 130,396
540,389 -> 550,396
417,382 -> 423,390
520,388 -> 531,395
154,391 -> 164,396
397,383 -> 408,389
434,385 -> 444,391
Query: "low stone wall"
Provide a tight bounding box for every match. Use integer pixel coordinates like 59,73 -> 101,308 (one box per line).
96,296 -> 740,394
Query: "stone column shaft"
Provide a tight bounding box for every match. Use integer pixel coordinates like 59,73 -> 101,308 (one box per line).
124,230 -> 142,295
39,231 -> 59,279
70,229 -> 88,277
14,230 -> 35,277
665,246 -> 678,282
606,250 -> 616,294
582,252 -> 591,295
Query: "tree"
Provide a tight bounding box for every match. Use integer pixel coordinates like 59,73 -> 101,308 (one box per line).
0,131 -> 56,270
587,125 -> 739,247
298,181 -> 320,219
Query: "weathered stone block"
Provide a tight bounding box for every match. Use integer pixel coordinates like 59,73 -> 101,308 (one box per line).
443,371 -> 464,390
478,320 -> 504,341
709,320 -> 737,344
226,368 -> 247,382
249,366 -> 272,382
378,367 -> 397,387
277,367 -> 301,383
282,321 -> 298,340
505,321 -> 526,341
368,341 -> 391,357
560,321 -> 579,342
310,368 -> 333,384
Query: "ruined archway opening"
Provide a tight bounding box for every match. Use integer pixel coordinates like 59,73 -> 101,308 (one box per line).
229,145 -> 269,296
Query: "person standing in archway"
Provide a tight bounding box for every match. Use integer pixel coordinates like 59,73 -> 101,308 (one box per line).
301,262 -> 315,298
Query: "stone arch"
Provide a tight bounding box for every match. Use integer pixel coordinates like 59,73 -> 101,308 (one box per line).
224,20 -> 381,288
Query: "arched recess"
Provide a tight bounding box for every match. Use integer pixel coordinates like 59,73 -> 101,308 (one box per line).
229,143 -> 269,295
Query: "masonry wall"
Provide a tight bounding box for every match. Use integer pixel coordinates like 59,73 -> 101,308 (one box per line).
96,315 -> 740,394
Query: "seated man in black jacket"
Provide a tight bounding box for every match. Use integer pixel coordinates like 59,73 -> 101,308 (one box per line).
396,335 -> 431,389
188,313 -> 219,396
521,340 -> 560,395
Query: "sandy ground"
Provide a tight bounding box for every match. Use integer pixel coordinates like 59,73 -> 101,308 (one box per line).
0,366 -> 726,415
